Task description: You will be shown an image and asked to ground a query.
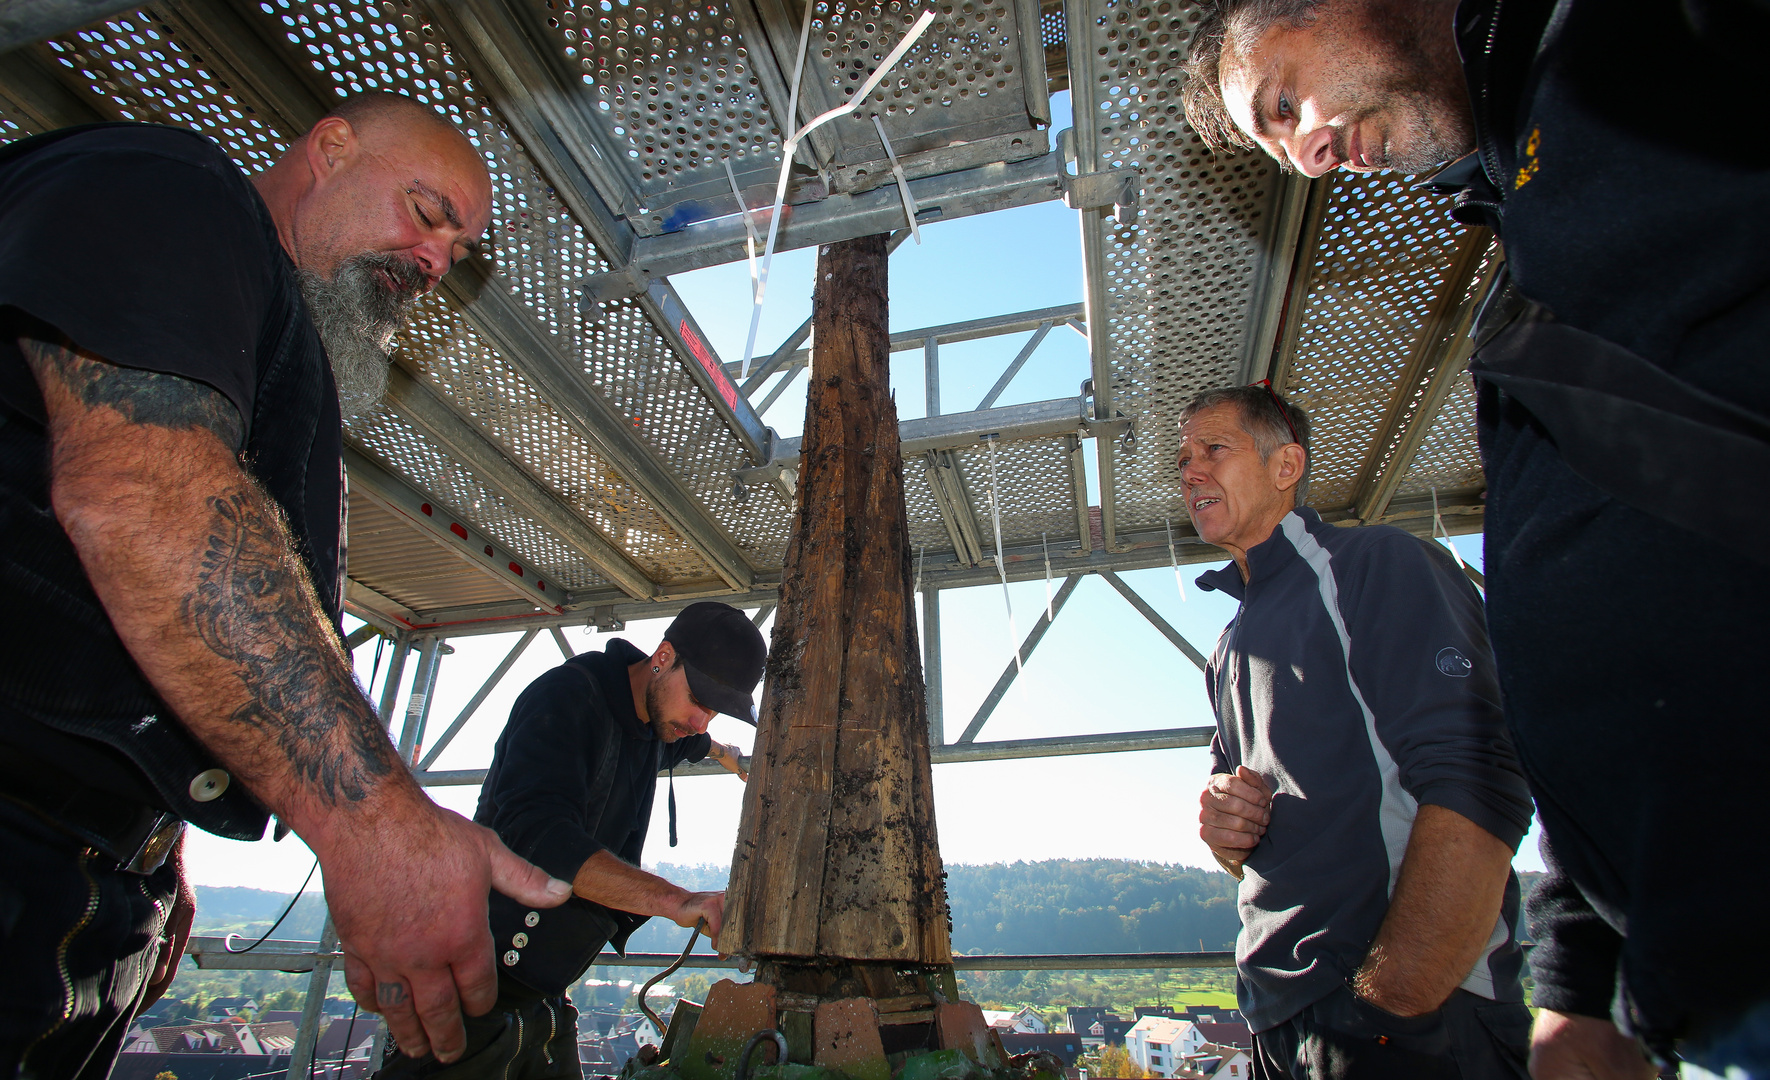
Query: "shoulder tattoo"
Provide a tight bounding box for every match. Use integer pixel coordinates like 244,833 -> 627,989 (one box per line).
19,332 -> 245,451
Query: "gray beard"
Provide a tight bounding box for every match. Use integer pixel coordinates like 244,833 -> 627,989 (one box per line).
298,253 -> 427,422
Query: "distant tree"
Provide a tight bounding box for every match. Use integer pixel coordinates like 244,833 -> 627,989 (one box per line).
1086,1045 -> 1144,1079
261,990 -> 303,1013
674,974 -> 712,1003
155,1070 -> 178,1080
159,998 -> 200,1024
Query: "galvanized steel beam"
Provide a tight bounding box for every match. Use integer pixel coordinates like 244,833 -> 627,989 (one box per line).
361,490 -> 1485,634
345,446 -> 565,613
923,588 -> 944,745
345,580 -> 418,633
1351,231 -> 1497,523
584,950 -> 1237,971
1062,0 -> 1123,552
770,396 -> 1094,465
633,152 -> 1065,278
382,366 -> 657,598
923,450 -> 985,567
724,303 -> 1085,380
0,42 -> 106,128
429,0 -> 776,466
415,723 -> 1216,785
1267,180 -> 1334,393
1099,571 -> 1209,672
415,628 -> 538,771
1067,433 -> 1093,553
373,633 -> 411,729
188,935 -> 1232,972
440,261 -> 755,589
1237,174 -> 1317,385
954,573 -> 1082,744
284,916 -> 338,1080
976,319 -> 1054,411
0,0 -> 137,52
395,636 -> 444,764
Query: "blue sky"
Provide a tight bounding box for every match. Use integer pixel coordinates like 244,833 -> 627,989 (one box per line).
181,89 -> 1542,897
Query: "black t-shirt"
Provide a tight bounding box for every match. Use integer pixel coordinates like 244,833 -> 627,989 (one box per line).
0,124 -> 344,839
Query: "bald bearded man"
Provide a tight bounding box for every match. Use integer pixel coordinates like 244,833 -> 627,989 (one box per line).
0,94 -> 569,1080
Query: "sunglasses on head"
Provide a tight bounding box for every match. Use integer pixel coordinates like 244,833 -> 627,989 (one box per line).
1252,379 -> 1301,446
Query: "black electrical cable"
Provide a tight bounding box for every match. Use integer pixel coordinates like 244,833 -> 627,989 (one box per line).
368,634 -> 387,694
225,856 -> 320,953
310,999 -> 359,1080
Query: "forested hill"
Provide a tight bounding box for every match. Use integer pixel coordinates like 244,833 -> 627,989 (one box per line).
945,860 -> 1240,954
191,860 -> 1546,956
191,860 -> 1242,954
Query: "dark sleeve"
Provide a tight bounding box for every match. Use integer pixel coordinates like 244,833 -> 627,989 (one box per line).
1206,644 -> 1231,775
1209,730 -> 1231,777
666,732 -> 712,768
1524,836 -> 1622,1018
0,132 -> 272,425
1348,534 -> 1535,850
479,668 -> 613,882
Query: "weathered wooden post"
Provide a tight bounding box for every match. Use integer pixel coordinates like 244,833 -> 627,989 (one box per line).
679,236 -> 1009,1080
720,232 -> 949,970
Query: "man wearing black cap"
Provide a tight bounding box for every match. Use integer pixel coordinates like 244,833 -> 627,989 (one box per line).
375,602 -> 767,1080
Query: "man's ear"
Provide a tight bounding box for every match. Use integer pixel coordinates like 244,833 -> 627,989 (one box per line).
652,640 -> 677,670
1273,443 -> 1307,492
303,116 -> 358,183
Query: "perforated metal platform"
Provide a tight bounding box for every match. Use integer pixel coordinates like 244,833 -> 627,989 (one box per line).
0,0 -> 1491,634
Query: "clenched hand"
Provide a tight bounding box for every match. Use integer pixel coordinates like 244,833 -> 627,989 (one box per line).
329,796 -> 571,1063
1199,765 -> 1272,877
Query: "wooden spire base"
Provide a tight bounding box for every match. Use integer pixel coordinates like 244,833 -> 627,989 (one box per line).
669,967 -> 1013,1080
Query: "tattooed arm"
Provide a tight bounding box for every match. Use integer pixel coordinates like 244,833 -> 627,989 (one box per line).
20,328 -> 570,1061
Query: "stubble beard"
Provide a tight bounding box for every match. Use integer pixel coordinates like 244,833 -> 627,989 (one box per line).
1354,0 -> 1474,172
298,252 -> 428,422
645,678 -> 682,743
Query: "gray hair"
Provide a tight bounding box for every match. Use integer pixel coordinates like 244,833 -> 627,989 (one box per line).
1179,384 -> 1312,506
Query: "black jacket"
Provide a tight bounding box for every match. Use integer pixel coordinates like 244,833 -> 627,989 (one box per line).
475,639 -> 709,994
1438,0 -> 1770,1051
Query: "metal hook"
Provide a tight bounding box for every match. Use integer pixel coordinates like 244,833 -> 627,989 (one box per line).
737,1030 -> 790,1080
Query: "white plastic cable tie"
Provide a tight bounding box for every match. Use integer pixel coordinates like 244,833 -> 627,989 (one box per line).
871,113 -> 920,244
722,155 -> 762,327
985,439 -> 1022,672
1041,531 -> 1054,622
1430,487 -> 1467,570
738,0 -> 816,378
1166,518 -> 1187,602
739,8 -> 937,377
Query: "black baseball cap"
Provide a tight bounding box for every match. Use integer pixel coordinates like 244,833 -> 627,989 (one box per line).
663,602 -> 767,724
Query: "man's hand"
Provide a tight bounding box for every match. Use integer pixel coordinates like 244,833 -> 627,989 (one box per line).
141,834 -> 195,1010
708,741 -> 748,782
673,891 -> 726,941
1529,1011 -> 1656,1080
331,800 -> 571,1063
1199,766 -> 1272,877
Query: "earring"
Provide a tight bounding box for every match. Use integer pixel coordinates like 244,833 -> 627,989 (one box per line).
653,666 -> 661,673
